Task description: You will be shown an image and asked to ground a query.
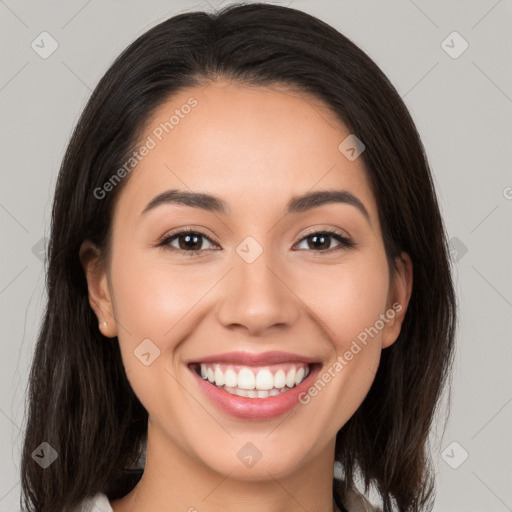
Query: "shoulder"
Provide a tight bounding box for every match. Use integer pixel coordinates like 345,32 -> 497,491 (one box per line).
73,492 -> 113,512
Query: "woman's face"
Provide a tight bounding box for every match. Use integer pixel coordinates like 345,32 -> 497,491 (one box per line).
81,81 -> 411,481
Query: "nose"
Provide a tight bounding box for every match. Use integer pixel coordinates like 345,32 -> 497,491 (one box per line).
216,248 -> 300,336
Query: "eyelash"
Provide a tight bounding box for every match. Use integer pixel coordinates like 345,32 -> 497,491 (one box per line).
157,227 -> 355,256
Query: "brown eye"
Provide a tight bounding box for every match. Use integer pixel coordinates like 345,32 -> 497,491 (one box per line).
159,229 -> 217,255
158,228 -> 354,256
295,230 -> 354,252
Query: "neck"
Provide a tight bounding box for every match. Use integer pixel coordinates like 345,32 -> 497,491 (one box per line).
111,419 -> 338,512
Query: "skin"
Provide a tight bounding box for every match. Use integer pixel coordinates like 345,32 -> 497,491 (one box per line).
80,81 -> 413,512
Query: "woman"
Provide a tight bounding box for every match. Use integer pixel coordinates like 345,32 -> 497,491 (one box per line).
20,3 -> 456,511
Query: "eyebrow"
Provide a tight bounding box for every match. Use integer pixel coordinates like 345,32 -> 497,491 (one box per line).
139,188 -> 371,225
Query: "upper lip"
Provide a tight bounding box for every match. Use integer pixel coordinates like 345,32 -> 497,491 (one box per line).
188,351 -> 320,366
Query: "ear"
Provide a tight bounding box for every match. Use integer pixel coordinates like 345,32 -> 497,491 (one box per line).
381,251 -> 413,349
79,240 -> 117,338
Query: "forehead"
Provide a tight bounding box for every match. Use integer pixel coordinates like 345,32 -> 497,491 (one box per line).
113,81 -> 378,226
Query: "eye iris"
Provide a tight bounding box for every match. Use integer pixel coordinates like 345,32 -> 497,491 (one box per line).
179,233 -> 202,251
165,230 -> 346,253
309,233 -> 331,250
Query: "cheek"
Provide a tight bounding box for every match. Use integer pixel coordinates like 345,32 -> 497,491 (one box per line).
107,247 -> 190,393
111,238 -> 390,361
297,253 -> 390,349
293,252 -> 390,413
110,246 -> 210,341
109,248 -> 204,422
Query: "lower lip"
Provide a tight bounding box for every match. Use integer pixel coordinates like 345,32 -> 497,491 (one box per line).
189,363 -> 320,420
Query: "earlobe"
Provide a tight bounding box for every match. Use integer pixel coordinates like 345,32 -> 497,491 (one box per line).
79,240 -> 117,338
382,252 -> 413,349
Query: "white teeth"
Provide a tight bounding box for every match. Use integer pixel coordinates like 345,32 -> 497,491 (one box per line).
221,386 -> 290,398
224,368 -> 237,387
273,369 -> 286,388
197,362 -> 311,396
295,367 -> 305,386
286,368 -> 296,388
214,366 -> 224,386
255,369 -> 274,390
237,368 -> 255,390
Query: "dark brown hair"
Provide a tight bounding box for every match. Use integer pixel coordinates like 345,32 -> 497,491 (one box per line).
20,3 -> 456,511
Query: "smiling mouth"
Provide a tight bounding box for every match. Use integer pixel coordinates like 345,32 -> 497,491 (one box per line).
189,362 -> 315,399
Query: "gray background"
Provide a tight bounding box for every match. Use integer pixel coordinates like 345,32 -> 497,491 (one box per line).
1,0 -> 511,510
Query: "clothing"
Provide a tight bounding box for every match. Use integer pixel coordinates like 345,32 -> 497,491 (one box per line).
75,492 -> 113,512
77,487 -> 381,512
337,486 -> 383,512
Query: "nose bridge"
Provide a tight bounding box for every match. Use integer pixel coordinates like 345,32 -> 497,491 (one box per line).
217,238 -> 299,334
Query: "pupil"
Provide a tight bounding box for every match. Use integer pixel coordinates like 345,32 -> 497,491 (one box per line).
310,234 -> 329,250
181,234 -> 201,251
178,233 -> 332,251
